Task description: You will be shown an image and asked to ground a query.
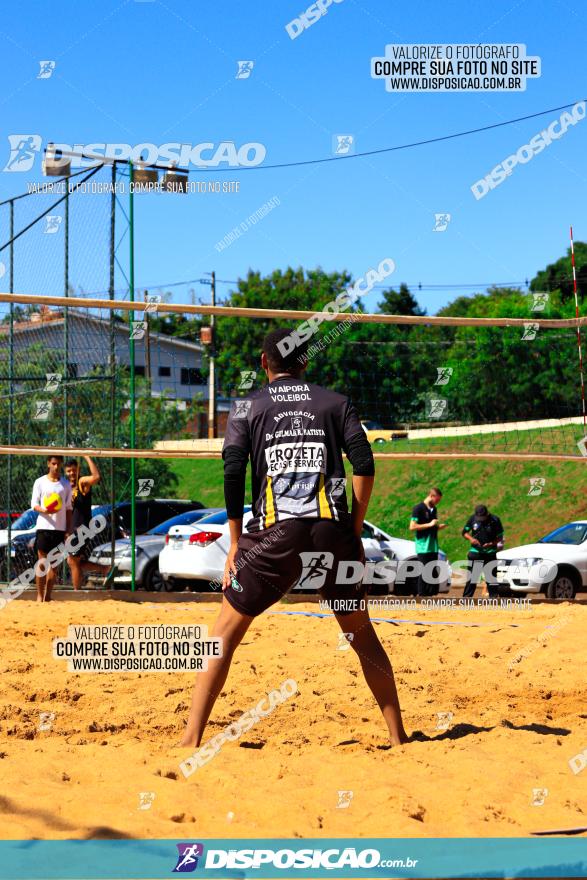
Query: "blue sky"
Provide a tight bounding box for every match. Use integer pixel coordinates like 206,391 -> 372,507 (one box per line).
0,0 -> 585,314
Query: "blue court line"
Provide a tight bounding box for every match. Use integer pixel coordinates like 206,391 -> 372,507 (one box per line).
267,610 -> 519,627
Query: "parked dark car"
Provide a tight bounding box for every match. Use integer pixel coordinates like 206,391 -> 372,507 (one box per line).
108,498 -> 205,535
3,498 -> 204,584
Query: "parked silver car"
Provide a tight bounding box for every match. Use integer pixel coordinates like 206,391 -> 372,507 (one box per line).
88,508 -> 221,590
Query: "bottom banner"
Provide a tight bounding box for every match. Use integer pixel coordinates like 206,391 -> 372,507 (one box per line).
0,837 -> 585,878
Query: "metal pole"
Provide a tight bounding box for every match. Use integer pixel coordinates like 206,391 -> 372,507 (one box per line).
63,184 -> 69,443
6,201 -> 14,585
109,163 -> 116,567
208,271 -> 216,439
62,182 -> 69,587
129,162 -> 136,592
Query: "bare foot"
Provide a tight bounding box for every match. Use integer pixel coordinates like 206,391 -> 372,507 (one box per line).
179,730 -> 198,748
390,729 -> 410,746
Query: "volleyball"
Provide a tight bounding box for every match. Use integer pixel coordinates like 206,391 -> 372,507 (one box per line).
43,492 -> 62,513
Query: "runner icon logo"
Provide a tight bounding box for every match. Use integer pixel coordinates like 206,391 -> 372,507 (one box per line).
173,843 -> 204,873
298,551 -> 334,589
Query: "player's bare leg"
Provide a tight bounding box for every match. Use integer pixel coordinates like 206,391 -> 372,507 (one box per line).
67,555 -> 109,590
180,598 -> 253,747
44,556 -> 58,602
67,555 -> 83,590
35,552 -> 50,602
334,606 -> 409,746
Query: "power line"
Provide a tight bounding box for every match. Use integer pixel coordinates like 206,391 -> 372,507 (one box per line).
0,99 -> 582,204
191,99 -> 584,172
105,276 -> 577,294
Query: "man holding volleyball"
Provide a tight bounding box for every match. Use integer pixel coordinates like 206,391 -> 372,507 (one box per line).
181,328 -> 408,749
31,455 -> 72,602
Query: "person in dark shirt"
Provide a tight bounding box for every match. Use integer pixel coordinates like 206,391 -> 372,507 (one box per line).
409,488 -> 447,596
180,328 -> 409,749
64,456 -> 116,589
462,504 -> 504,598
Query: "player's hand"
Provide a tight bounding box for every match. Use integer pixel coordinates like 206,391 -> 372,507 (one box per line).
222,544 -> 238,591
471,538 -> 481,546
429,518 -> 438,527
438,522 -> 447,530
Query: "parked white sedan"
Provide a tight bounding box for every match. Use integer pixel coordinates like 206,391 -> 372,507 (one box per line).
497,521 -> 587,599
159,510 -> 450,594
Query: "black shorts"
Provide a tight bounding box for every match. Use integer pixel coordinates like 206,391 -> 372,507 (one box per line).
224,518 -> 366,618
36,529 -> 66,554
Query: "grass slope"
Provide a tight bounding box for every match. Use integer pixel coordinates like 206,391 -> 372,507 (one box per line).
169,428 -> 586,560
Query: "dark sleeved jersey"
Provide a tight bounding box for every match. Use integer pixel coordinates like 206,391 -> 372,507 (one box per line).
222,376 -> 364,532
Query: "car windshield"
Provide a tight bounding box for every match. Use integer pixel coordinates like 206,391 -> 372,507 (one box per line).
147,509 -> 218,535
194,506 -> 252,526
539,523 -> 587,545
10,509 -> 38,530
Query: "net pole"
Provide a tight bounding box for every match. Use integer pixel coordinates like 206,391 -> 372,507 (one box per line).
129,161 -> 136,592
570,225 -> 586,430
109,163 -> 116,570
63,185 -> 69,444
6,200 -> 14,585
62,184 -> 70,588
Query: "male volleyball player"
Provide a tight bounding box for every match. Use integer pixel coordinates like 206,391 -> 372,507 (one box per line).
181,328 -> 408,748
31,455 -> 72,602
64,456 -> 117,589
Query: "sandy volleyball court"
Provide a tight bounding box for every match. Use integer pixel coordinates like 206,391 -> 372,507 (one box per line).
1,597 -> 586,841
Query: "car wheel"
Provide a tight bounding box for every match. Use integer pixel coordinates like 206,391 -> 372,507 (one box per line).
143,561 -> 167,592
374,438 -> 386,444
546,571 -> 577,600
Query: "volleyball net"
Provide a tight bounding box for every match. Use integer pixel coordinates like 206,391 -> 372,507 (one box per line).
1,291 -> 586,470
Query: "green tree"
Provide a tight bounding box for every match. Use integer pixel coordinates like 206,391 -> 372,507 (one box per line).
214,267 -> 353,396
531,242 -> 587,302
436,287 -> 581,424
214,271 -> 433,426
378,283 -> 426,316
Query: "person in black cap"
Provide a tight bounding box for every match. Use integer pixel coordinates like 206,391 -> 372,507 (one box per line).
462,504 -> 504,598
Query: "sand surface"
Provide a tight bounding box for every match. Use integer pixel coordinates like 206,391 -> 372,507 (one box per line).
1,598 -> 586,841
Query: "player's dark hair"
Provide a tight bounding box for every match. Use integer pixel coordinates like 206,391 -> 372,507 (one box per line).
475,504 -> 488,517
46,454 -> 63,464
430,487 -> 443,497
262,328 -> 307,374
64,458 -> 78,468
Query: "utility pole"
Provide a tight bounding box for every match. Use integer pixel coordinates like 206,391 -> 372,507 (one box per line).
208,271 -> 216,439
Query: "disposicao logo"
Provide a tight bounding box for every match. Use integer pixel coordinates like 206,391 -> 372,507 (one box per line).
173,843 -> 204,872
